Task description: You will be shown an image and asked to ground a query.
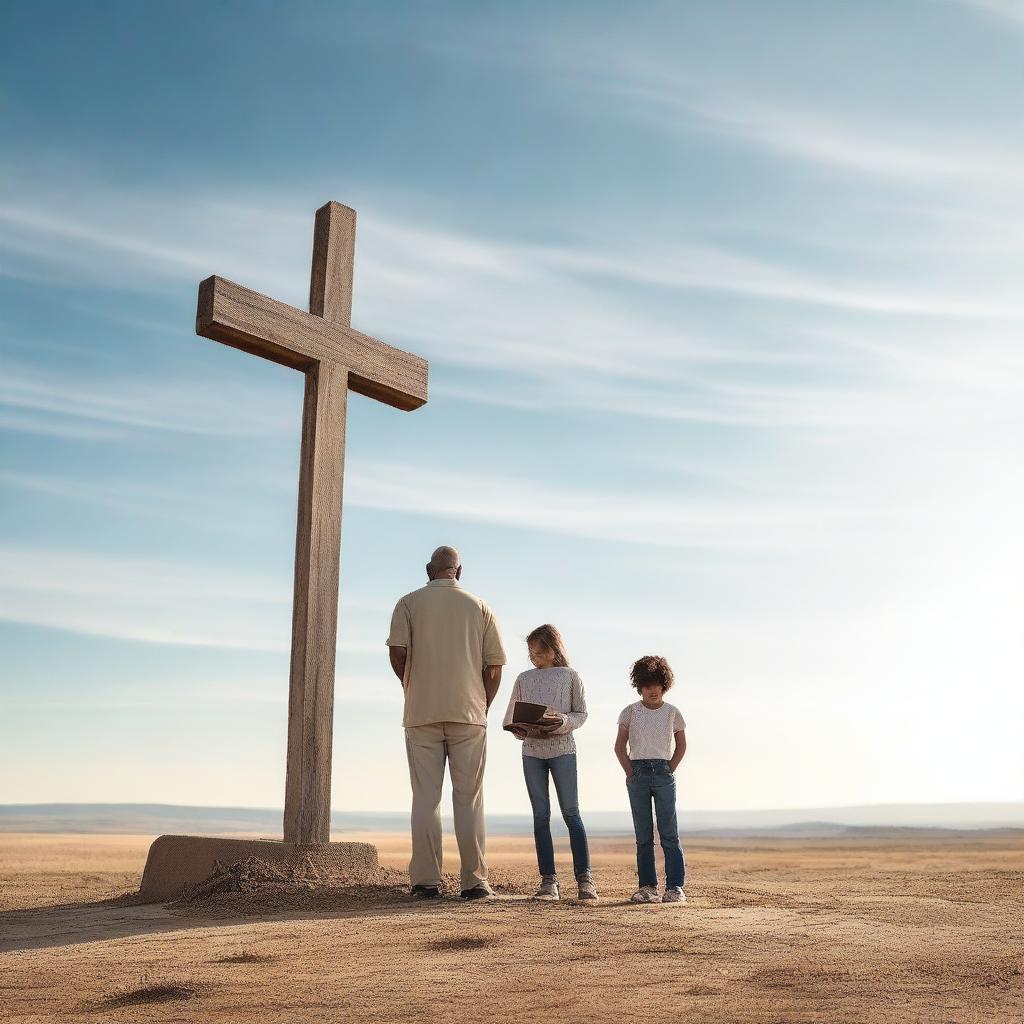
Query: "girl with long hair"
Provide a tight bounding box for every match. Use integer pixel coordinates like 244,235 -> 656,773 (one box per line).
503,624 -> 596,900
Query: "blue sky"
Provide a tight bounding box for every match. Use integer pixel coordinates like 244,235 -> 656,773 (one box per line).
2,0 -> 1022,817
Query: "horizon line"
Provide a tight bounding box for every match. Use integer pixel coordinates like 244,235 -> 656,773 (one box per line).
2,798 -> 1021,814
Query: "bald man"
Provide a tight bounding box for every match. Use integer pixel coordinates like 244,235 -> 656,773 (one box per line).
387,546 -> 507,899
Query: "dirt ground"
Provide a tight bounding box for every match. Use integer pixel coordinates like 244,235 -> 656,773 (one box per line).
1,831 -> 1022,1023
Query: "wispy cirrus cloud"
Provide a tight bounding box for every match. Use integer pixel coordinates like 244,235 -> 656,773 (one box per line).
0,350 -> 298,440
536,243 -> 1023,319
0,676 -> 399,709
599,66 -> 1024,185
2,173 -> 1021,444
343,458 -> 920,551
948,0 -> 1024,27
0,545 -> 386,652
0,197 -> 309,300
0,545 -> 290,650
0,469 -> 233,520
0,460 -> 965,664
428,15 -> 1024,189
5,178 -> 1020,323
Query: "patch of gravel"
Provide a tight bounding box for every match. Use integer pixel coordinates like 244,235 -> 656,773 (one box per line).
425,934 -> 498,952
167,856 -> 523,917
212,950 -> 276,964
177,855 -> 353,900
100,983 -> 198,1008
168,855 -> 405,915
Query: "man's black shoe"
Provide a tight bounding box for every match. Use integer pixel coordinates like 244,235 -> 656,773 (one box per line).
411,884 -> 441,899
460,884 -> 493,900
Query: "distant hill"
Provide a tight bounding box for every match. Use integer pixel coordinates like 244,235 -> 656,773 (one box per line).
1,801 -> 1022,837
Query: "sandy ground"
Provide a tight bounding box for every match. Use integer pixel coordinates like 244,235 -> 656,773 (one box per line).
1,831 -> 1022,1023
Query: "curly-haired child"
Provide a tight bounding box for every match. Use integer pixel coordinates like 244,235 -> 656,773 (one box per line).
614,655 -> 687,904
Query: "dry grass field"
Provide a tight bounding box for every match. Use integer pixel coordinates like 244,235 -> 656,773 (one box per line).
1,831 -> 1022,1023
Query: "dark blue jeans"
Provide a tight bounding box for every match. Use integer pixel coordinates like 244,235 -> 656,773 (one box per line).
523,753 -> 591,878
626,759 -> 685,889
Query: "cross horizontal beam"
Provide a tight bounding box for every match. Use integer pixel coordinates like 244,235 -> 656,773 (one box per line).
196,274 -> 427,411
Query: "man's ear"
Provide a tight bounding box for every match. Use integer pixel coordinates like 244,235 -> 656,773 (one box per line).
455,565 -> 463,581
425,564 -> 432,580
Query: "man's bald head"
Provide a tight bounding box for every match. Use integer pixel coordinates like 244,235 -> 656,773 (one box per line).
427,545 -> 462,581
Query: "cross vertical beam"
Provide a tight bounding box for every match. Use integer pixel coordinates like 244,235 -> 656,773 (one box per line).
283,203 -> 356,846
283,361 -> 349,845
309,202 -> 356,325
192,202 -> 427,848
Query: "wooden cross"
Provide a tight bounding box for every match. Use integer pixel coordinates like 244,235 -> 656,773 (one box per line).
195,202 -> 428,846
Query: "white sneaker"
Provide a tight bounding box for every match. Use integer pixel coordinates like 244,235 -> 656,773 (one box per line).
662,887 -> 687,904
630,886 -> 662,903
534,876 -> 560,900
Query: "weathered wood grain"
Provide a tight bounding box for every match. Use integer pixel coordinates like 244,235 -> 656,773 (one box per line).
192,203 -> 429,848
309,201 -> 355,326
283,362 -> 348,847
197,275 -> 427,411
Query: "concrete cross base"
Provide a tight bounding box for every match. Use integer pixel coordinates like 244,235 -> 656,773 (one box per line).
138,834 -> 380,903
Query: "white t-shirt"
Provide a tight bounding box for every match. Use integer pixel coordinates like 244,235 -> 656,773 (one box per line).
617,701 -> 686,761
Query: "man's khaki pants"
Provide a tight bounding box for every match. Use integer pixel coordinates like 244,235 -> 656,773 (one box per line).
405,722 -> 487,890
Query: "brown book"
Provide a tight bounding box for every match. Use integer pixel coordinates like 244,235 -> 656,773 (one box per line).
503,701 -> 549,732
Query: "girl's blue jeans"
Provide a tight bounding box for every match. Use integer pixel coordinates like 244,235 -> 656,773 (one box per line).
626,759 -> 685,889
522,752 -> 591,878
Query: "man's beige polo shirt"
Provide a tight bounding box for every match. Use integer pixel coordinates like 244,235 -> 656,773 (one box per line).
387,579 -> 507,728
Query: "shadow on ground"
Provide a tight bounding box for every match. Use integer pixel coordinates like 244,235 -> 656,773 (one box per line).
0,885 -> 462,953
